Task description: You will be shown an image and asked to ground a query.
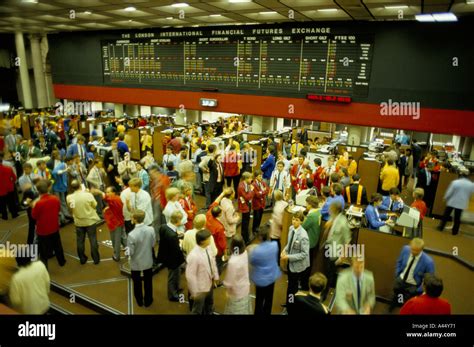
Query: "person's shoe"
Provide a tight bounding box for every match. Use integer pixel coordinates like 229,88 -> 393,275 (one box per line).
80,257 -> 88,265
436,226 -> 443,232
58,260 -> 66,267
94,260 -> 100,265
136,301 -> 143,307
452,232 -> 459,236
144,299 -> 153,307
11,214 -> 19,219
112,256 -> 120,262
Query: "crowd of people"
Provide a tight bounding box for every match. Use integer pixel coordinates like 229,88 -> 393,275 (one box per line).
0,115 -> 463,315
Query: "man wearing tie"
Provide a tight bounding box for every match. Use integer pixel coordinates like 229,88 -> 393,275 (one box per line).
390,238 -> 435,311
290,154 -> 305,199
162,146 -> 178,173
185,229 -> 219,315
237,172 -> 255,245
126,178 -> 154,228
335,257 -> 375,314
269,161 -> 291,201
66,135 -> 88,168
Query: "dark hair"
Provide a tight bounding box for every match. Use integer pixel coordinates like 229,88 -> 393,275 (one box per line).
230,235 -> 245,255
36,179 -> 50,194
166,162 -> 174,171
329,200 -> 343,214
293,211 -> 305,222
277,161 -> 285,167
208,144 -> 216,154
424,274 -> 444,298
332,183 -> 343,196
257,225 -> 270,242
70,179 -> 81,191
118,133 -> 125,141
211,206 -> 222,218
314,158 -> 322,166
352,174 -> 360,181
200,144 -> 207,151
389,187 -> 400,195
23,162 -> 33,170
306,195 -> 319,208
370,192 -> 383,204
309,273 -> 327,294
342,168 -> 349,177
253,169 -> 262,178
16,256 -> 32,267
196,229 -> 212,246
230,144 -> 236,151
322,186 -> 331,198
122,176 -> 131,187
387,159 -> 394,166
306,179 -> 314,189
330,172 -> 340,183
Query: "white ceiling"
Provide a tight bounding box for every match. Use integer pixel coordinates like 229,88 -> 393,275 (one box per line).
0,0 -> 472,33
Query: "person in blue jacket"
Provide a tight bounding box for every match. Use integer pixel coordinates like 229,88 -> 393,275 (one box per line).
260,145 -> 276,207
365,193 -> 394,230
379,187 -> 404,213
52,156 -> 73,225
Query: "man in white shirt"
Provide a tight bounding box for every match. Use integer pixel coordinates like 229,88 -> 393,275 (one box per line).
9,257 -> 50,314
126,178 -> 154,227
269,161 -> 291,201
199,144 -> 216,208
163,146 -> 178,173
185,229 -> 219,315
182,214 -> 218,257
120,180 -> 133,233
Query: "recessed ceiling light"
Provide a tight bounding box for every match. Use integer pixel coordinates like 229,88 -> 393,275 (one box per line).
259,11 -> 277,14
21,0 -> 38,3
192,24 -> 200,27
166,17 -> 173,20
432,12 -> 457,21
229,0 -> 252,3
415,14 -> 435,21
128,19 -> 133,22
171,3 -> 189,7
124,6 -> 136,12
84,11 -> 92,15
467,0 -> 474,4
209,14 -> 222,17
317,8 -> 338,12
384,5 -> 408,9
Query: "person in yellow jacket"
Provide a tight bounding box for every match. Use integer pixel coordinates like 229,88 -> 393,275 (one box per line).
347,155 -> 358,178
380,159 -> 400,195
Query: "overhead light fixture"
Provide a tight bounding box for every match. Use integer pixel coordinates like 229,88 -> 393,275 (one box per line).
124,6 -> 136,12
171,3 -> 189,7
84,11 -> 92,15
432,12 -> 458,21
21,0 -> 38,3
384,5 -> 408,9
415,14 -> 435,21
209,14 -> 222,17
317,8 -> 338,12
229,0 -> 252,3
416,12 -> 457,22
166,17 -> 173,20
467,0 -> 474,4
259,11 -> 277,14
192,24 -> 200,27
128,19 -> 133,22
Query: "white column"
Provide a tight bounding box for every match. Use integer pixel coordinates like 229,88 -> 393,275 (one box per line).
91,102 -> 103,112
252,116 -> 263,133
276,118 -> 284,131
185,110 -> 199,123
103,102 -> 115,110
15,32 -> 33,109
140,105 -> 151,116
29,34 -> 48,108
114,104 -> 124,117
175,109 -> 186,125
347,126 -> 362,146
152,106 -> 173,115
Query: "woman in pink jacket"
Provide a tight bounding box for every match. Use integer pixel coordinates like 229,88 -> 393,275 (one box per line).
219,187 -> 241,257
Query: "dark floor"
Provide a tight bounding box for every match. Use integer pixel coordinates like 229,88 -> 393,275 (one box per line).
1,187 -> 473,315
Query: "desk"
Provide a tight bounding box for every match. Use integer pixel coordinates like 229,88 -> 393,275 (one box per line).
358,159 -> 381,199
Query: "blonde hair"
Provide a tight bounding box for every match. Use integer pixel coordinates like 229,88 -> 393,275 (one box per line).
170,211 -> 183,225
274,189 -> 283,201
413,188 -> 424,200
129,177 -> 142,188
165,187 -> 180,201
410,238 -> 425,249
193,214 -> 206,230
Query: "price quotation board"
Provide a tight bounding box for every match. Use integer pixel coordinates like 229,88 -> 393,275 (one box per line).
101,26 -> 374,97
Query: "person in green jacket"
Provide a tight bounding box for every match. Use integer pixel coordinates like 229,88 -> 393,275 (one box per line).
302,195 -> 322,287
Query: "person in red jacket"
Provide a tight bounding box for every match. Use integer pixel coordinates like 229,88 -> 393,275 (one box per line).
206,194 -> 227,275
237,172 -> 255,245
31,179 -> 65,268
102,186 -> 125,262
179,182 -> 197,230
222,144 -> 241,194
290,154 -> 305,199
400,274 -> 451,315
0,151 -> 18,220
252,169 -> 269,236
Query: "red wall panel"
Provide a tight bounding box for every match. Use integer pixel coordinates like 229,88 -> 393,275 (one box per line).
53,84 -> 474,136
